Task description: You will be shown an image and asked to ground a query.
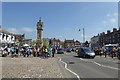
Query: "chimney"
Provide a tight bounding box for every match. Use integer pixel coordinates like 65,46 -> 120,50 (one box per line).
119,27 -> 120,30
102,32 -> 105,35
98,34 -> 99,36
107,30 -> 111,34
100,33 -> 102,36
113,28 -> 117,32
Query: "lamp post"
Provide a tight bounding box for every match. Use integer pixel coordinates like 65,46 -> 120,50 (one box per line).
79,28 -> 85,43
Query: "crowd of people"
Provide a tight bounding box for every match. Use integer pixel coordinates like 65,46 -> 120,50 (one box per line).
93,46 -> 120,59
0,43 -> 57,58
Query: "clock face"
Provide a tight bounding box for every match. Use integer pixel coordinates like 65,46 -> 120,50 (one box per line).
38,25 -> 41,28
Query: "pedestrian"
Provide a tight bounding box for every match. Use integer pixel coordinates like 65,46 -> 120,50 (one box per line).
52,48 -> 55,57
11,46 -> 15,58
112,47 -> 116,58
33,47 -> 36,57
26,47 -> 29,57
44,47 -> 48,58
16,45 -> 19,57
7,46 -> 11,55
41,47 -> 45,58
103,47 -> 107,58
37,47 -> 40,57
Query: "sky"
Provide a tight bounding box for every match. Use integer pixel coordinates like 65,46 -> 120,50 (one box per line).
2,2 -> 118,42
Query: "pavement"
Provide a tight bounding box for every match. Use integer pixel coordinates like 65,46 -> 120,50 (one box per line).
2,56 -> 63,78
1,54 -> 77,79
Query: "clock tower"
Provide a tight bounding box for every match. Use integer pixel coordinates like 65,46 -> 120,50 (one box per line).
36,17 -> 43,48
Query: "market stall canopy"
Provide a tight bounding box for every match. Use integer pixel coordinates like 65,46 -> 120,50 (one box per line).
23,44 -> 29,47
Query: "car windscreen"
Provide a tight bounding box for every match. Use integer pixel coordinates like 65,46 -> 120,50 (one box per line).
83,48 -> 93,53
58,49 -> 63,50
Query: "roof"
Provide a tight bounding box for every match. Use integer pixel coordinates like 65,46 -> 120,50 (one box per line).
0,28 -> 13,35
65,40 -> 74,43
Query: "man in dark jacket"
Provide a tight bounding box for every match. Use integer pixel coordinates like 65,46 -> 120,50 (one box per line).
52,48 -> 55,57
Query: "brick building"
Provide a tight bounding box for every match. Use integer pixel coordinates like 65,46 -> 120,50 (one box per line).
14,34 -> 25,46
64,39 -> 80,48
50,38 -> 60,48
99,28 -> 120,46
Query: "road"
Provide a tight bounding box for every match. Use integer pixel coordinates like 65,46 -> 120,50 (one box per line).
57,52 -> 120,80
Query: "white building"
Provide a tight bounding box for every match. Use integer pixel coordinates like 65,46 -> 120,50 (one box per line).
0,27 -> 15,44
90,35 -> 99,48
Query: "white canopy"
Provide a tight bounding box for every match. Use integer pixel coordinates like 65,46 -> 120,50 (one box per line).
104,44 -> 118,47
23,44 -> 29,47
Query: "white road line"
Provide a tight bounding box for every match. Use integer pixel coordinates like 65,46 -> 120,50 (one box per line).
80,58 -> 120,70
58,57 -> 80,80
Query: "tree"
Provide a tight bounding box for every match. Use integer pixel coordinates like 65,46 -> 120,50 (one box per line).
43,38 -> 49,48
60,41 -> 64,48
31,40 -> 36,46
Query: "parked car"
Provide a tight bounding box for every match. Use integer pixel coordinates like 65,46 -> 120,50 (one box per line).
57,48 -> 64,54
117,47 -> 120,60
66,48 -> 72,52
78,47 -> 95,58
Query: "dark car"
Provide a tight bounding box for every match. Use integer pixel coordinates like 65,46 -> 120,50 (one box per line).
78,47 -> 95,58
57,48 -> 64,54
117,47 -> 120,60
66,48 -> 72,52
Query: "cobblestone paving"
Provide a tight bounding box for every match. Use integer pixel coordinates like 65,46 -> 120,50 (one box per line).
2,57 -> 63,78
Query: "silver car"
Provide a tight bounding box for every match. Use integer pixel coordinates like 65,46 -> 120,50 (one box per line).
78,47 -> 95,58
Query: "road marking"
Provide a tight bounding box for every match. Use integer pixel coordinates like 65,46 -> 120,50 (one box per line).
58,57 -> 80,80
80,58 -> 120,70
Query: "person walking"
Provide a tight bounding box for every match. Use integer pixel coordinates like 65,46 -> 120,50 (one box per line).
44,47 -> 48,58
41,47 -> 45,58
11,46 -> 15,58
33,47 -> 36,57
37,47 -> 40,57
52,48 -> 55,57
112,47 -> 116,58
7,46 -> 11,55
15,45 -> 19,57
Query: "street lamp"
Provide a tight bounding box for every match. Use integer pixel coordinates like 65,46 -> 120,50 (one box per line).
79,28 -> 85,43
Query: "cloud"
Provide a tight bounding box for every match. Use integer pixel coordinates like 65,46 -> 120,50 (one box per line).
7,27 -> 18,33
102,13 -> 117,24
107,14 -> 111,17
102,20 -> 107,24
107,13 -> 118,17
59,36 -> 63,38
21,27 -> 35,33
113,13 -> 118,16
110,18 -> 116,23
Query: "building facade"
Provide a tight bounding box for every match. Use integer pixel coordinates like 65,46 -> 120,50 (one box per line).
0,27 -> 15,44
64,39 -> 81,48
90,35 -> 99,48
64,39 -> 74,48
50,38 -> 60,48
99,28 -> 120,46
14,34 -> 25,46
74,40 -> 81,47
